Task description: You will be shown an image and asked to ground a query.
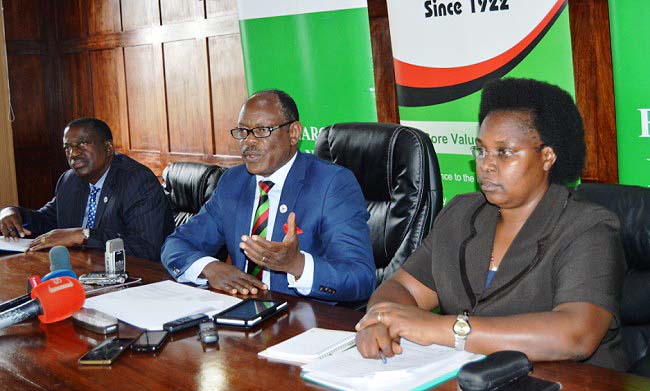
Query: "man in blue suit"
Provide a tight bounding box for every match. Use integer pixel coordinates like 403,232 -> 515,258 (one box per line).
161,90 -> 375,303
0,118 -> 174,261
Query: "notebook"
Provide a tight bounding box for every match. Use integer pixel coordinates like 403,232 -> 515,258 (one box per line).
258,327 -> 356,365
301,339 -> 484,391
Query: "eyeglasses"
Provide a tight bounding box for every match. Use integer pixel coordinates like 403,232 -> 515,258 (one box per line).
230,121 -> 294,140
63,140 -> 94,153
470,144 -> 546,162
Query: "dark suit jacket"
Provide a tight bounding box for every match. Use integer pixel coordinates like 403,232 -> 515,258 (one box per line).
403,183 -> 629,370
18,153 -> 174,261
161,152 -> 375,303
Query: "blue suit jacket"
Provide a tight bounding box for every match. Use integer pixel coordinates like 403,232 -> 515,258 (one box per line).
17,154 -> 174,261
161,152 -> 375,303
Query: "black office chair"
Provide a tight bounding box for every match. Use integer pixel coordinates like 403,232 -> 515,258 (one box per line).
162,162 -> 227,227
315,122 -> 443,285
574,183 -> 650,377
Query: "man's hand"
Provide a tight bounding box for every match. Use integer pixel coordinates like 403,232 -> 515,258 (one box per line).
201,261 -> 268,295
28,228 -> 84,252
0,207 -> 31,241
239,212 -> 305,278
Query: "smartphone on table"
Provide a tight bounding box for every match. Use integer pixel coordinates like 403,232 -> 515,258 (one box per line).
131,330 -> 170,352
78,337 -> 138,365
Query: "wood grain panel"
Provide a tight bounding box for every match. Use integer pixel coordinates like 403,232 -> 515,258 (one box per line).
123,45 -> 162,151
2,0 -> 42,41
206,0 -> 237,18
13,149 -> 57,209
161,0 -> 204,25
88,0 -> 121,35
121,0 -> 158,31
6,56 -> 47,147
569,0 -> 618,183
61,52 -> 94,123
90,48 -> 128,150
208,35 -> 247,158
57,0 -> 86,41
164,39 -> 213,155
369,16 -> 398,124
0,12 -> 18,208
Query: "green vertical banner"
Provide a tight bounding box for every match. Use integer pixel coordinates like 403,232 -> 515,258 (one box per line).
609,1 -> 650,187
237,0 -> 378,153
386,0 -> 575,203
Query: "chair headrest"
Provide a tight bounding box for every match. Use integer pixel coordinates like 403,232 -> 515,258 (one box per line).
163,162 -> 227,213
574,183 -> 650,271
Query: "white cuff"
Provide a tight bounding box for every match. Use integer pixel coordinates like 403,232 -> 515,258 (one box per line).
287,251 -> 313,295
177,256 -> 219,285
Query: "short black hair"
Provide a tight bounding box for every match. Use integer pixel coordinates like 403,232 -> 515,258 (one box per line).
65,118 -> 113,141
478,78 -> 585,185
251,89 -> 300,122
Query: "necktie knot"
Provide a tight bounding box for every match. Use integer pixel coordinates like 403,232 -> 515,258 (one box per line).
90,186 -> 99,197
258,180 -> 274,195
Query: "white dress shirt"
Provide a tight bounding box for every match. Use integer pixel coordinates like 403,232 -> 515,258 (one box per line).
178,152 -> 314,294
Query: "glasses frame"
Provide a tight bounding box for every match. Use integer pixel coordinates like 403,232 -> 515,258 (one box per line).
230,120 -> 295,140
470,144 -> 546,162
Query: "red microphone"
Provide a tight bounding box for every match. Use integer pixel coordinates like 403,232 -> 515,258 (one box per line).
0,277 -> 85,330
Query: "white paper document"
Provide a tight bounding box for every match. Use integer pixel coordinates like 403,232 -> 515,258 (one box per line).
0,237 -> 34,252
301,339 -> 484,391
83,280 -> 241,330
259,328 -> 356,365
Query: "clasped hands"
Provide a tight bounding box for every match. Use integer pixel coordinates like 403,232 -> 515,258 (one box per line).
1,207 -> 84,251
355,302 -> 441,360
202,212 -> 305,296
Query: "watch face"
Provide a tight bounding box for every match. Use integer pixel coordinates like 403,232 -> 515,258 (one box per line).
454,320 -> 471,336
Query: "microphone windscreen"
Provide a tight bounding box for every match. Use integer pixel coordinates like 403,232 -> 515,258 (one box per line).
30,277 -> 85,324
49,246 -> 71,271
41,269 -> 77,282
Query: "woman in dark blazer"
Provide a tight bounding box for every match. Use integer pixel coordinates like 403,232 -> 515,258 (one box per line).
355,78 -> 628,371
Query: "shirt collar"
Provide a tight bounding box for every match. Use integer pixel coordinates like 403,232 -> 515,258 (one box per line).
90,166 -> 110,190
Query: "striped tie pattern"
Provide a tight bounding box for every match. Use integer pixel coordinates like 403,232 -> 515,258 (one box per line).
247,180 -> 274,279
86,185 -> 100,228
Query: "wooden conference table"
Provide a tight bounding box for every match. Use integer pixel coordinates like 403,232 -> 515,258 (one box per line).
0,249 -> 648,391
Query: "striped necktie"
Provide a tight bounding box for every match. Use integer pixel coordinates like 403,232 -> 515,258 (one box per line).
247,180 -> 274,280
86,185 -> 100,228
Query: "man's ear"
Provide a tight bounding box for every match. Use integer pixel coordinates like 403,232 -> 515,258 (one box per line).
289,121 -> 302,147
105,139 -> 115,155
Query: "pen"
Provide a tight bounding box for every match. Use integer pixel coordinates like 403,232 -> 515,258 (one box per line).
379,351 -> 387,364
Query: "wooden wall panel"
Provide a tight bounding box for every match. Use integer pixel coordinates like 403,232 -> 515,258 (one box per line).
569,0 -> 618,183
61,52 -> 94,123
208,35 -> 247,159
121,0 -> 158,31
2,0 -> 42,41
160,0 -> 204,25
123,45 -> 162,152
57,0 -> 86,41
0,10 -> 19,208
88,0 -> 121,35
164,39 -> 213,155
6,56 -> 48,147
90,48 -> 128,150
206,0 -> 237,18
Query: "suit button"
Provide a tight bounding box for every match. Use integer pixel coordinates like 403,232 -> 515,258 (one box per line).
173,268 -> 180,275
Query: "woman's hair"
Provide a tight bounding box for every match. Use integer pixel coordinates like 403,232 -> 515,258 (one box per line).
478,78 -> 585,185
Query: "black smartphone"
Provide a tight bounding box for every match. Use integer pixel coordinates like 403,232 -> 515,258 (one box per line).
131,330 -> 169,352
214,299 -> 288,328
78,337 -> 137,365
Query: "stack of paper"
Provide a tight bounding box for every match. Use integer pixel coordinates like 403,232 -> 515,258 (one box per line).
259,328 -> 356,365
83,280 -> 241,330
301,339 -> 484,391
0,237 -> 33,252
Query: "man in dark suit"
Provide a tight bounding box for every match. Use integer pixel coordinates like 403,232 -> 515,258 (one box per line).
0,118 -> 174,261
161,90 -> 375,303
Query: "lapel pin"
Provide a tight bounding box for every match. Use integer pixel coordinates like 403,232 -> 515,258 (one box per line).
279,204 -> 288,213
103,196 -> 108,203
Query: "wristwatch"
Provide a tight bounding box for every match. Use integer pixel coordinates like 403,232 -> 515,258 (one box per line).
453,311 -> 471,351
82,228 -> 90,244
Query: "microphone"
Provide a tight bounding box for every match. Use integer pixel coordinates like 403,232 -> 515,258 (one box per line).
49,246 -> 71,271
0,277 -> 85,330
0,246 -> 76,313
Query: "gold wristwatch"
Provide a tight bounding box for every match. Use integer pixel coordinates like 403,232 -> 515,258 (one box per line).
453,311 -> 471,351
